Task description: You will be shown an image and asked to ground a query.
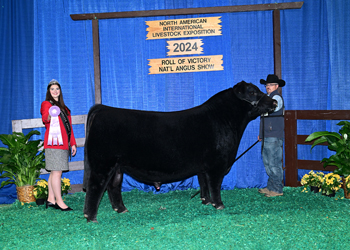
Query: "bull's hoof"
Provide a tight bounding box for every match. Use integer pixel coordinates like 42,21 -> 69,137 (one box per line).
86,219 -> 98,223
201,198 -> 212,205
84,215 -> 98,223
114,207 -> 129,213
214,204 -> 225,210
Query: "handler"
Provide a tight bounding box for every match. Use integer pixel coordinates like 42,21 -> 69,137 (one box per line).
258,74 -> 285,197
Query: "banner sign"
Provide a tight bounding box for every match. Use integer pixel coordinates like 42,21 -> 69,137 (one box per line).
146,17 -> 222,40
166,39 -> 203,56
148,55 -> 223,74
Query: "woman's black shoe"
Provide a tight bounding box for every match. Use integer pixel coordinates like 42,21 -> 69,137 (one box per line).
55,204 -> 73,211
46,201 -> 57,209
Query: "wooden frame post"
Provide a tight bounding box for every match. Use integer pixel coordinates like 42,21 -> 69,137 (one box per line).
92,19 -> 101,104
273,9 -> 282,79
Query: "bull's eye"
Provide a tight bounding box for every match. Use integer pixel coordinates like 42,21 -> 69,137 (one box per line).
249,91 -> 256,96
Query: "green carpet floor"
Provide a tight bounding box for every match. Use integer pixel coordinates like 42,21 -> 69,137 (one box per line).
1,187 -> 349,249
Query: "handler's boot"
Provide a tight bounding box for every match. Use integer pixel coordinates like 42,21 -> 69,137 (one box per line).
265,190 -> 283,197
258,188 -> 269,194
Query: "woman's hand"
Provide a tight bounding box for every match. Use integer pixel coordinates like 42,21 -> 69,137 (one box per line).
71,145 -> 77,156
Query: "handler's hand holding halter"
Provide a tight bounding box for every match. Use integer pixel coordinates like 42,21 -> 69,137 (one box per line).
48,106 -> 63,145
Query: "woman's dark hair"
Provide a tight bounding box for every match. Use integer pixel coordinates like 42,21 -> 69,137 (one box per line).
45,80 -> 70,114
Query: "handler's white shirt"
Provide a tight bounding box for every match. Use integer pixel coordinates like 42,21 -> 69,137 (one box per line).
270,95 -> 283,112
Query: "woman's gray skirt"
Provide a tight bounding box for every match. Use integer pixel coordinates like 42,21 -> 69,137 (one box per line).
45,148 -> 69,171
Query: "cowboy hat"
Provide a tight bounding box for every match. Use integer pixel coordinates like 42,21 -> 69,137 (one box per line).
260,74 -> 285,87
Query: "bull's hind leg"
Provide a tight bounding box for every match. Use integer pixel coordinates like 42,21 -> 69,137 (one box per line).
107,168 -> 128,213
197,173 -> 211,205
84,170 -> 111,222
206,171 -> 225,210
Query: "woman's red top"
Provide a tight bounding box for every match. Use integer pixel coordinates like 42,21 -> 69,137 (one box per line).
40,101 -> 77,150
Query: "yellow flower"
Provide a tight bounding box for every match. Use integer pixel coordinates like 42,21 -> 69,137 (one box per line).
38,182 -> 46,188
62,178 -> 70,185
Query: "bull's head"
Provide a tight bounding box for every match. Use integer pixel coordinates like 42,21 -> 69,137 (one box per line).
233,81 -> 277,118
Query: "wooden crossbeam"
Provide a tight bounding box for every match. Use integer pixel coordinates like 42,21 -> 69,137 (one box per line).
70,2 -> 303,20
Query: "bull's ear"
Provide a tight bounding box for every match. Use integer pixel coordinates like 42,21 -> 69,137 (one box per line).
233,83 -> 242,92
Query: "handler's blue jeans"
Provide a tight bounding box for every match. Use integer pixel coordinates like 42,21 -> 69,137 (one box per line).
262,137 -> 284,194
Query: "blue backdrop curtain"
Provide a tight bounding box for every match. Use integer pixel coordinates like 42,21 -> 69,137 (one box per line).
1,0 -> 350,203
0,0 -> 35,203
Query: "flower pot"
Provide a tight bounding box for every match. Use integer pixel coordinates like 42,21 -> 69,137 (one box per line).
35,198 -> 46,206
16,185 -> 36,203
310,186 -> 320,193
342,178 -> 350,199
322,191 -> 335,197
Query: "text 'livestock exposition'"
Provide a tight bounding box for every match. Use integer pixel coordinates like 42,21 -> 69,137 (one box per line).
146,17 -> 222,40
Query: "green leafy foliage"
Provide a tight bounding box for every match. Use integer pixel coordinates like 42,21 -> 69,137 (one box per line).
305,121 -> 350,176
0,130 -> 45,188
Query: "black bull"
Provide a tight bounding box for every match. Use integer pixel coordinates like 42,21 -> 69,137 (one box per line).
83,81 -> 277,222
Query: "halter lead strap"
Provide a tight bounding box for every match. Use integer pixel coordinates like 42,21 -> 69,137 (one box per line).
240,93 -> 266,107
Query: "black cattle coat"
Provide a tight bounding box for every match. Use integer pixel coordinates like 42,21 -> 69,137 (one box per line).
83,81 -> 276,222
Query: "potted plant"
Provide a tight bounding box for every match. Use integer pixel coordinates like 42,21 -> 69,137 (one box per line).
305,121 -> 350,197
61,177 -> 72,195
320,173 -> 342,196
0,130 -> 45,203
301,170 -> 324,193
33,178 -> 71,205
33,179 -> 49,205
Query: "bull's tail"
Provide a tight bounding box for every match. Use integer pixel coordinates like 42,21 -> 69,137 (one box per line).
191,190 -> 200,199
83,104 -> 105,192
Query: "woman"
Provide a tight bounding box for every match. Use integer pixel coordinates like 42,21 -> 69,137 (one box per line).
41,79 -> 77,211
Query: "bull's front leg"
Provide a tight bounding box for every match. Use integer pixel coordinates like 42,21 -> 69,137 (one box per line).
197,173 -> 211,205
84,169 -> 111,223
107,167 -> 128,213
205,170 -> 225,210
